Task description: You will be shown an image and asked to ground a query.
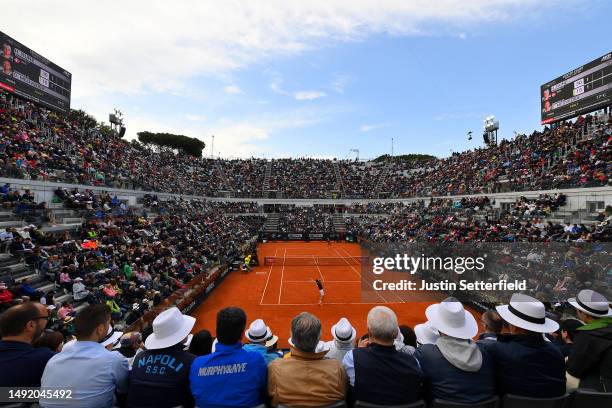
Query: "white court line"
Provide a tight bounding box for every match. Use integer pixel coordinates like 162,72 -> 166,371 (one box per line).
259,247 -> 278,305
277,247 -> 287,305
262,301 -> 404,306
312,254 -> 325,281
332,246 -> 395,304
284,280 -> 361,283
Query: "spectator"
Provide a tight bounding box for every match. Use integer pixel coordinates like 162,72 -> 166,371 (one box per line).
343,306 -> 423,406
414,298 -> 495,404
556,318 -> 584,357
57,301 -> 75,320
414,321 -> 440,346
0,302 -> 55,387
40,304 -> 129,408
483,293 -> 566,398
243,318 -> 281,365
72,277 -> 89,302
478,310 -> 504,342
33,329 -> 65,352
188,329 -> 214,356
268,312 -> 346,407
190,307 -> 267,408
399,325 -> 417,348
566,289 -> 612,391
116,332 -> 143,368
127,307 -> 196,408
325,317 -> 357,362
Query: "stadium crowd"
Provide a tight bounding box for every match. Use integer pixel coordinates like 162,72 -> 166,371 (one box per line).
2,90 -> 608,199
1,289 -> 611,407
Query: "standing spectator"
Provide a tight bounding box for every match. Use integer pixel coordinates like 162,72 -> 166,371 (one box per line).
483,293 -> 565,398
40,304 -> 129,408
325,317 -> 357,362
268,312 -> 346,407
127,307 -> 196,408
0,302 -> 55,387
566,289 -> 612,391
243,318 -> 281,365
343,306 -> 423,406
477,310 -> 504,342
190,307 -> 267,408
414,298 -> 495,404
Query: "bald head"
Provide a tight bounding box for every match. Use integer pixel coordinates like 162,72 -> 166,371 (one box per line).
367,306 -> 398,344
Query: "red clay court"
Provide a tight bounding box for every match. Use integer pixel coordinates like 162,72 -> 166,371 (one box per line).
192,241 -> 477,347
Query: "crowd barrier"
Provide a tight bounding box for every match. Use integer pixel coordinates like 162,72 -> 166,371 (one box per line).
262,231 -> 345,241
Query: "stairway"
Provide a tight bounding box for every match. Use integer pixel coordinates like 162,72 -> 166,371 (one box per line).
214,162 -> 233,195
332,213 -> 346,232
264,213 -> 279,232
373,164 -> 391,198
332,161 -> 345,198
262,160 -> 272,198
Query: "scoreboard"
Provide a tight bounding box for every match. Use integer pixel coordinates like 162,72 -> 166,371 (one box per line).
541,51 -> 611,124
0,31 -> 71,112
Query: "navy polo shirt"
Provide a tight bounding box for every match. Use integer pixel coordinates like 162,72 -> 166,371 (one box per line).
0,340 -> 55,387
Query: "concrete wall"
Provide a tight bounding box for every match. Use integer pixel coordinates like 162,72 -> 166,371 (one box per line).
2,177 -> 611,211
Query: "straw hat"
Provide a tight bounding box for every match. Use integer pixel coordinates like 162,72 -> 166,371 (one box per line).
568,289 -> 612,318
331,317 -> 356,343
496,293 -> 559,333
144,307 -> 195,350
425,297 -> 478,340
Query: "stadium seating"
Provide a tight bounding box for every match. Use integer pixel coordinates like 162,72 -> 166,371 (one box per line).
430,396 -> 500,408
354,401 -> 426,408
501,393 -> 570,408
568,389 -> 612,407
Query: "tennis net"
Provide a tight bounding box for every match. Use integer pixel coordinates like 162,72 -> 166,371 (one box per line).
264,256 -> 369,266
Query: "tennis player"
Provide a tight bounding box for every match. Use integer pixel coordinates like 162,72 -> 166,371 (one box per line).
314,278 -> 324,304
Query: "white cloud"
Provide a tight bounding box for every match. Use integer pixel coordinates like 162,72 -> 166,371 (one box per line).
458,32 -> 467,39
1,0 -> 546,103
294,90 -> 327,100
224,85 -> 243,94
360,123 -> 390,132
331,73 -> 354,94
185,114 -> 206,121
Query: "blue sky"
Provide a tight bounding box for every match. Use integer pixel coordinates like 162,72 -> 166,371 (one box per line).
3,0 -> 611,159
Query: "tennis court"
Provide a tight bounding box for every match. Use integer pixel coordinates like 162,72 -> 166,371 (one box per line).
191,241 -> 474,347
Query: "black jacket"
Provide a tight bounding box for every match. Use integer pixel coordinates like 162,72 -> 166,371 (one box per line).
566,319 -> 612,392
482,334 -> 566,398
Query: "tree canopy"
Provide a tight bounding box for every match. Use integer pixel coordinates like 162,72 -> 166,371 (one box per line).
137,131 -> 206,157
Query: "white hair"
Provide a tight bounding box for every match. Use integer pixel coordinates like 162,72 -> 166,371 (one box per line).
367,306 -> 398,342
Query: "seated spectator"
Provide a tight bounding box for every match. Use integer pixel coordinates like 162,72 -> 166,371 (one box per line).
556,318 -> 584,357
477,310 -> 504,342
483,293 -> 565,398
0,281 -> 17,311
33,329 -> 65,353
325,317 -> 357,362
399,325 -> 417,348
128,307 -> 196,408
190,307 -> 267,408
343,306 -> 422,406
414,298 -> 495,404
414,321 -> 440,346
0,302 -> 55,387
267,313 -> 345,407
40,304 -> 129,408
72,277 -> 89,302
566,289 -> 612,391
57,301 -> 75,320
115,332 -> 143,368
188,329 -> 214,356
243,318 -> 281,365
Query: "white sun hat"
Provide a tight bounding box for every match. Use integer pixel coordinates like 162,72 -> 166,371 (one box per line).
425,297 -> 478,340
331,317 -> 356,343
145,307 -> 196,350
100,326 -> 123,348
414,321 -> 440,345
288,337 -> 329,353
245,319 -> 276,345
496,293 -> 559,333
568,289 -> 612,318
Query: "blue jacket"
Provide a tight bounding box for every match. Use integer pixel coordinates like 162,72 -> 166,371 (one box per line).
243,343 -> 281,365
482,334 -> 565,398
190,342 -> 267,408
